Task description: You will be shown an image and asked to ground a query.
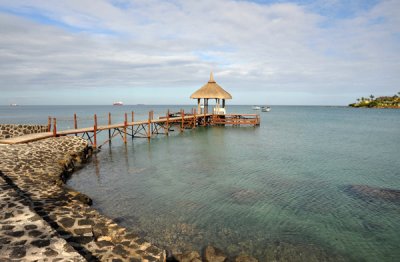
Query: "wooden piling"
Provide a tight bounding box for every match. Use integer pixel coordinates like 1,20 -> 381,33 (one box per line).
124,113 -> 127,143
52,118 -> 57,137
131,111 -> 134,138
108,112 -> 112,143
166,110 -> 170,136
147,111 -> 152,138
93,114 -> 97,148
74,113 -> 78,136
181,109 -> 185,132
47,116 -> 52,132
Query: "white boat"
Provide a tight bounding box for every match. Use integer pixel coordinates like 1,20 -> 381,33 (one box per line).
10,103 -> 18,107
113,101 -> 123,106
261,106 -> 271,112
200,104 -> 204,109
252,105 -> 261,110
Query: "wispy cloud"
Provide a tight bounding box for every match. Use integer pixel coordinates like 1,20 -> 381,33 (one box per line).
0,0 -> 399,105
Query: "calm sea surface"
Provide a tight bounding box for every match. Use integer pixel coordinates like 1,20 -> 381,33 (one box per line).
1,105 -> 399,261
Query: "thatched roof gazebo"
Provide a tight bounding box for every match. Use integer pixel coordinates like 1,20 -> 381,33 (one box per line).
190,72 -> 232,114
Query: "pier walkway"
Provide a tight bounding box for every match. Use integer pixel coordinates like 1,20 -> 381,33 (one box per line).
0,110 -> 260,148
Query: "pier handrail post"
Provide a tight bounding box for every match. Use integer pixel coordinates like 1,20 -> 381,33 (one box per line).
147,111 -> 151,139
47,116 -> 52,132
93,114 -> 97,148
52,118 -> 57,137
181,109 -> 184,132
124,113 -> 127,143
166,110 -> 169,136
203,110 -> 206,126
74,113 -> 78,136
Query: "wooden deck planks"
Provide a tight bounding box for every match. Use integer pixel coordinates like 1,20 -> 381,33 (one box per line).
0,132 -> 53,145
0,113 -> 259,145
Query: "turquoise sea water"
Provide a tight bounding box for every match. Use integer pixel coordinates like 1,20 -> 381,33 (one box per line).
1,105 -> 400,261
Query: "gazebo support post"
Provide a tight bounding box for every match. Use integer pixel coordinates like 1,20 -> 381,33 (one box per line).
197,98 -> 201,114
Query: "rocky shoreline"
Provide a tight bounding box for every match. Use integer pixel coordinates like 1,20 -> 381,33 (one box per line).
0,136 -> 165,261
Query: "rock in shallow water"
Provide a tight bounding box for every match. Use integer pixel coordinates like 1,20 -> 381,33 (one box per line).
344,185 -> 400,203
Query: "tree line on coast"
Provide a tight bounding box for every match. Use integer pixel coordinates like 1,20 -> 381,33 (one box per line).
349,92 -> 400,108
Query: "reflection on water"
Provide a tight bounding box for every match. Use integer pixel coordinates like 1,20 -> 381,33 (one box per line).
66,106 -> 400,261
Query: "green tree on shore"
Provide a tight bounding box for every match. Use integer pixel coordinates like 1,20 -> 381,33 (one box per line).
370,95 -> 374,101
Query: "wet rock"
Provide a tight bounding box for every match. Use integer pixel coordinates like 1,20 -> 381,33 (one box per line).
10,246 -> 26,258
31,239 -> 50,248
59,217 -> 75,228
44,247 -> 59,256
174,250 -> 201,262
204,245 -> 227,262
234,254 -> 258,262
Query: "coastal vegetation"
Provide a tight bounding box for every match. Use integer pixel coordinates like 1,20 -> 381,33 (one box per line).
349,92 -> 400,108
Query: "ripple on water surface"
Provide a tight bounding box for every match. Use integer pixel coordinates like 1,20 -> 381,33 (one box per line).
68,106 -> 400,261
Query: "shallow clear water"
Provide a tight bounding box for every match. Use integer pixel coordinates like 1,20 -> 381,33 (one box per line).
2,105 -> 400,261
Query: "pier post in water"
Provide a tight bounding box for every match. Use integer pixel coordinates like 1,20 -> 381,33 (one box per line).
124,113 -> 127,144
131,111 -> 134,138
147,111 -> 151,139
166,110 -> 170,136
181,109 -> 185,132
93,114 -> 97,148
108,112 -> 112,143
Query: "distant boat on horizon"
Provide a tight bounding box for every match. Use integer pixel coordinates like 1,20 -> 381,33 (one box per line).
252,105 -> 261,110
262,106 -> 271,112
10,103 -> 18,107
113,101 -> 123,106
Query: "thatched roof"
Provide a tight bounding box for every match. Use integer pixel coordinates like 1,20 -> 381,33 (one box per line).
190,72 -> 232,99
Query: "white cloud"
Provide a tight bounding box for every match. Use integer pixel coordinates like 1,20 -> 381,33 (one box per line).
0,0 -> 399,105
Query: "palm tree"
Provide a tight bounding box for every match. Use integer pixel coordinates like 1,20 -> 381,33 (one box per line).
357,98 -> 360,102
361,97 -> 365,102
370,95 -> 374,101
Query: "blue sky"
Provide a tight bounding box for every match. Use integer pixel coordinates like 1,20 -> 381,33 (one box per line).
0,0 -> 399,105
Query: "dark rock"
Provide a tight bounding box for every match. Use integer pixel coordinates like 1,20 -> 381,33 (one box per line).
24,224 -> 38,230
70,236 -> 93,245
92,223 -> 109,238
235,254 -> 258,262
6,231 -> 25,237
113,245 -> 129,257
44,247 -> 59,257
58,217 -> 75,228
12,240 -> 27,246
72,192 -> 93,205
74,227 -> 93,236
10,246 -> 26,258
28,230 -> 43,238
96,240 -> 114,248
2,225 -> 15,230
31,239 -> 50,248
77,219 -> 94,226
345,185 -> 400,203
175,251 -> 201,262
204,245 -> 227,262
146,245 -> 161,256
0,238 -> 11,245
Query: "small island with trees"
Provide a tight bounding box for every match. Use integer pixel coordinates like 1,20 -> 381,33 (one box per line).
349,92 -> 400,108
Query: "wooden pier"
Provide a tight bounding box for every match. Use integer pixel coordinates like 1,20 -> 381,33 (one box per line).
0,110 -> 260,147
